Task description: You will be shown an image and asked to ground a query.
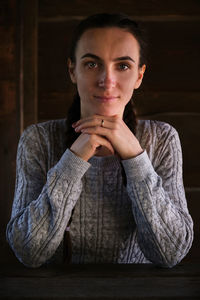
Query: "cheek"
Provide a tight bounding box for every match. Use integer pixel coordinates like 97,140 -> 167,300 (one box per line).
119,74 -> 138,104
120,75 -> 135,93
76,74 -> 94,99
125,70 -> 140,90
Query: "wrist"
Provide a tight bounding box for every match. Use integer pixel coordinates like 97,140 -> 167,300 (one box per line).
70,147 -> 91,162
121,146 -> 144,160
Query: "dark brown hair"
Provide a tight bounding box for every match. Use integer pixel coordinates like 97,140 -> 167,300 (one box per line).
66,13 -> 147,148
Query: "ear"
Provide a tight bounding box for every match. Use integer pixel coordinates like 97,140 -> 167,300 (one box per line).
68,58 -> 77,84
134,64 -> 146,89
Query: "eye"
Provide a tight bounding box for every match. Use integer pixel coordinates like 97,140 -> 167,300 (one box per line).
85,61 -> 97,69
118,63 -> 130,71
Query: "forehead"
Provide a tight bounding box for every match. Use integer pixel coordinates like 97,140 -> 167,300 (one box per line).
75,27 -> 140,61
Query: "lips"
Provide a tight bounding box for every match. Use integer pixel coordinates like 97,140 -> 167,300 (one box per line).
94,95 -> 119,103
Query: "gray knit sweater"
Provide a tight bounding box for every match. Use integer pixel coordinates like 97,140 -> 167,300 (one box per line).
6,119 -> 193,268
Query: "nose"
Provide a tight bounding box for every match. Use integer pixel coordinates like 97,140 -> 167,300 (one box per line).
98,67 -> 116,89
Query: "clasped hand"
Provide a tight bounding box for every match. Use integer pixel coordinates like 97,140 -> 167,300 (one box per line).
70,115 -> 143,161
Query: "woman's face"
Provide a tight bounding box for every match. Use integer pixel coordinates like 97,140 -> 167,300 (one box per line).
69,27 -> 146,118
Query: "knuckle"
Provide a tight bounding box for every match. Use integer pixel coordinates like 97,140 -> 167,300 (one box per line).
93,116 -> 99,123
114,123 -> 118,130
94,126 -> 99,133
89,134 -> 96,143
113,122 -> 119,131
112,128 -> 118,138
89,134 -> 94,141
114,115 -> 120,122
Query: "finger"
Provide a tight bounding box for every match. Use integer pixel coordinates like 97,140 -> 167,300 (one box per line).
81,127 -> 115,147
81,126 -> 106,134
73,114 -> 118,127
74,116 -> 118,132
74,118 -> 102,132
95,135 -> 115,155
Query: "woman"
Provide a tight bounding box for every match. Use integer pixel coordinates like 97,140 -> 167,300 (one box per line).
7,13 -> 193,268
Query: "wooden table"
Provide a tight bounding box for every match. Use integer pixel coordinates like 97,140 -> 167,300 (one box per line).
0,262 -> 200,299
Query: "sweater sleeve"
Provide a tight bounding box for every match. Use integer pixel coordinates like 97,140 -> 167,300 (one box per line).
121,126 -> 193,268
6,125 -> 91,268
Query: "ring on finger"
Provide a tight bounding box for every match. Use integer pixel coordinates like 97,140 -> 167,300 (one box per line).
101,119 -> 104,127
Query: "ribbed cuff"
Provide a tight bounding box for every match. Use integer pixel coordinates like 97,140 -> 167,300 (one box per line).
121,150 -> 154,181
52,149 -> 91,181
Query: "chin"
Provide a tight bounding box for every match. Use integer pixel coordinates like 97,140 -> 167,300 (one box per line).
95,111 -> 119,117
94,106 -> 123,117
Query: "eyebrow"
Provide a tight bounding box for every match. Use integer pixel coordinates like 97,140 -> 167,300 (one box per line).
81,53 -> 135,63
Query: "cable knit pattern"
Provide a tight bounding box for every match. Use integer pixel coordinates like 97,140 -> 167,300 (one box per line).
6,119 -> 193,268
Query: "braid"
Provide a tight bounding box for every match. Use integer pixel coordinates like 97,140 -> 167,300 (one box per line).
123,98 -> 137,135
66,93 -> 81,149
121,98 -> 137,186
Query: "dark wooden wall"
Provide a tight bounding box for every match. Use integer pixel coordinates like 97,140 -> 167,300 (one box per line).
0,0 -> 200,264
0,0 -> 20,263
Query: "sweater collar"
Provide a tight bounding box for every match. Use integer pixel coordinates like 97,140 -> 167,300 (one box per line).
89,155 -> 121,169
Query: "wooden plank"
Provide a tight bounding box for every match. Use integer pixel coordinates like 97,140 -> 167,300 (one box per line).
0,80 -> 16,116
144,21 -> 200,92
0,25 -> 15,79
1,265 -> 200,299
1,261 -> 200,278
38,21 -> 76,120
38,0 -> 200,18
134,91 -> 200,116
38,21 -> 76,90
0,0 -> 16,25
183,189 -> 200,262
0,117 -> 18,253
38,90 -> 75,120
19,0 -> 38,132
0,0 -> 20,265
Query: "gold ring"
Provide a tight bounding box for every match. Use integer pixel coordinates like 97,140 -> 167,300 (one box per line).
101,119 -> 104,127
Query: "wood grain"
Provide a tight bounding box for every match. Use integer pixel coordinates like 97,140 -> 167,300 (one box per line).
184,189 -> 200,262
19,0 -> 38,131
0,1 -> 20,263
1,263 -> 200,299
39,0 -> 200,18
